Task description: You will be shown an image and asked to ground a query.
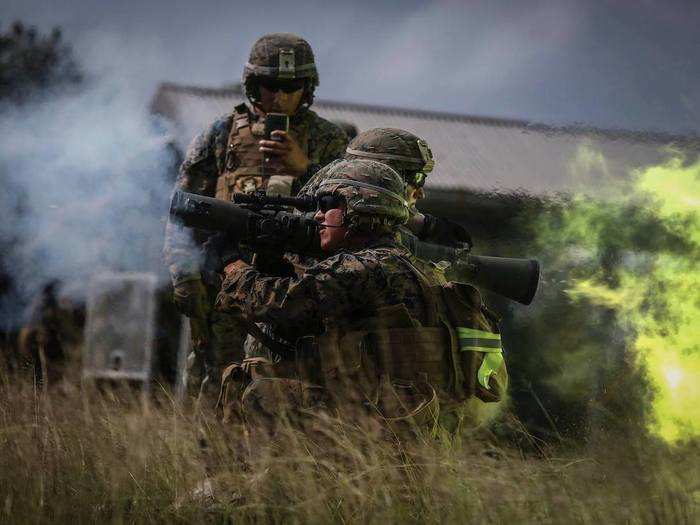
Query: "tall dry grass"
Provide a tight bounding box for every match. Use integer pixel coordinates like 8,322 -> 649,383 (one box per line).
0,372 -> 697,524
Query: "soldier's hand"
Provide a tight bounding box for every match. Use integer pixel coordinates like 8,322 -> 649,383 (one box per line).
172,278 -> 210,319
259,130 -> 310,176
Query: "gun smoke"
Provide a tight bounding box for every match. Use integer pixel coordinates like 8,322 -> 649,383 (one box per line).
0,31 -> 177,328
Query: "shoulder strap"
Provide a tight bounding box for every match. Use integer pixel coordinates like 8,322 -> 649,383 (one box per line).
232,103 -> 250,128
229,103 -> 252,141
221,105 -> 254,178
395,252 -> 465,396
394,253 -> 440,326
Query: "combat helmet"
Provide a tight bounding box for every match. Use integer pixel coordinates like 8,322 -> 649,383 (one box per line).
314,158 -> 409,233
345,128 -> 435,188
243,33 -> 319,107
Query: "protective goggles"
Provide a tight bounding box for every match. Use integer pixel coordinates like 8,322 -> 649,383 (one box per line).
316,193 -> 345,213
259,78 -> 305,94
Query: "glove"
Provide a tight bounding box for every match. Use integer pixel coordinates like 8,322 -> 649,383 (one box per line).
422,214 -> 472,249
172,278 -> 210,319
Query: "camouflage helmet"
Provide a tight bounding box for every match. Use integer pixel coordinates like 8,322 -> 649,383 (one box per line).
345,128 -> 434,187
313,158 -> 409,232
243,33 -> 319,106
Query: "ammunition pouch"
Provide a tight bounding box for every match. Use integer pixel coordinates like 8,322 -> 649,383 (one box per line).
306,322 -> 442,432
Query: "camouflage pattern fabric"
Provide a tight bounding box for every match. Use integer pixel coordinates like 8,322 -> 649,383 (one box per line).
215,238 -> 433,343
216,237 -> 446,427
163,105 -> 346,394
217,236 -> 506,434
242,33 -> 319,107
345,127 -> 433,176
337,127 -> 472,248
308,158 -> 410,232
243,33 -> 318,83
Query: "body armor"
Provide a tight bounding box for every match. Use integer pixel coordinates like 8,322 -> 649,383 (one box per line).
215,104 -> 310,201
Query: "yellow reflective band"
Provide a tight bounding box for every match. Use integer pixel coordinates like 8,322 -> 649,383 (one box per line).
457,327 -> 501,340
461,345 -> 502,353
457,327 -> 503,390
478,352 -> 504,390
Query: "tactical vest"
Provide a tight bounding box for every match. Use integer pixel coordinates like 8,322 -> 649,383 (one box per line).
216,253 -> 508,430
304,254 -> 508,429
215,104 -> 310,201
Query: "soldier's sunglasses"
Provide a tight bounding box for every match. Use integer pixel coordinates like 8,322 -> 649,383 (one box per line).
259,79 -> 305,94
317,194 -> 345,213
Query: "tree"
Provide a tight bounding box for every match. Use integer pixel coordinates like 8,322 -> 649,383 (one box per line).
0,21 -> 82,104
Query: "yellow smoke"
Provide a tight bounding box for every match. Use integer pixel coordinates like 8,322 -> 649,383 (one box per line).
568,156 -> 700,443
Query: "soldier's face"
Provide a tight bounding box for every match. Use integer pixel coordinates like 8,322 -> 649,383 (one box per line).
314,201 -> 347,252
259,84 -> 304,115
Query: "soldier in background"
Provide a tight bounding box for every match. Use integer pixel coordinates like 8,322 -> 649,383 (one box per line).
17,281 -> 84,385
164,33 -> 347,394
301,127 -> 472,248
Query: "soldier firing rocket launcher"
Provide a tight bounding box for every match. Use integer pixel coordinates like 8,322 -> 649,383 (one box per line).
169,190 -> 540,305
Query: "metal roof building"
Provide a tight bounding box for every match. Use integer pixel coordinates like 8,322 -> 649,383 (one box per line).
151,82 -> 699,233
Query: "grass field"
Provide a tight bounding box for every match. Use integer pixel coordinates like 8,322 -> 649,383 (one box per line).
0,372 -> 697,524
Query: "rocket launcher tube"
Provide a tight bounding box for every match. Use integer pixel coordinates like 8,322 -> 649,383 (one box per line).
169,190 -> 539,304
400,231 -> 540,305
169,191 -> 322,257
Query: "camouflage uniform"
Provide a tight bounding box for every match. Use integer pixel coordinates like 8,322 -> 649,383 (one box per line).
163,33 -> 347,390
217,240 -> 432,346
216,159 -> 507,434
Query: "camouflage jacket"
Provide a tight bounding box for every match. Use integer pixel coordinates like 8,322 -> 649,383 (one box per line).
163,105 -> 348,283
215,238 -> 438,342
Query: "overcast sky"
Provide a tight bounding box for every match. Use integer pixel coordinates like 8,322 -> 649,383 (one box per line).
4,0 -> 700,134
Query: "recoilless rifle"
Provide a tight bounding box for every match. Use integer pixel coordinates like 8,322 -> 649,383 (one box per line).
169,190 -> 540,305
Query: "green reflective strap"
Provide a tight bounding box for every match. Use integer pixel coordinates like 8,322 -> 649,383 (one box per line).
457,327 -> 503,389
477,352 -> 504,389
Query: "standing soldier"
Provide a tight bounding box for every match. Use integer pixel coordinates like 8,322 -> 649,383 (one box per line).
164,33 -> 348,394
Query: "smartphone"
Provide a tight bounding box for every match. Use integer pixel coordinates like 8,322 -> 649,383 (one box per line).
264,113 -> 290,142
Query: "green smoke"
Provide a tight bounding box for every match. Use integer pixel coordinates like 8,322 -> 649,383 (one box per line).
536,154 -> 699,443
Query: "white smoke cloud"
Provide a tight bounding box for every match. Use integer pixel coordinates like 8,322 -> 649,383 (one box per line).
0,30 -> 178,326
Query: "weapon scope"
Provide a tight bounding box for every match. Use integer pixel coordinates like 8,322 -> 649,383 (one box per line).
232,191 -> 317,212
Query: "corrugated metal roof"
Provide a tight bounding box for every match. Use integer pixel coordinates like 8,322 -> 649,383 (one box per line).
151,82 -> 700,196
